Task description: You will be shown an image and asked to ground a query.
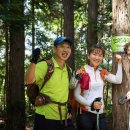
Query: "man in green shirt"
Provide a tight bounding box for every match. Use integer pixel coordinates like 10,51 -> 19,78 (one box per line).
25,37 -> 75,130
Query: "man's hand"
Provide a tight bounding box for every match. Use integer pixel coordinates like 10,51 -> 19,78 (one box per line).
30,48 -> 41,64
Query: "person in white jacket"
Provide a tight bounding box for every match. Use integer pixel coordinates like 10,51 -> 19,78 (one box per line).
127,91 -> 130,100
74,45 -> 122,130
124,42 -> 130,100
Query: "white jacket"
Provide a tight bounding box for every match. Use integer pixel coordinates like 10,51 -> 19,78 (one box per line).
74,63 -> 122,114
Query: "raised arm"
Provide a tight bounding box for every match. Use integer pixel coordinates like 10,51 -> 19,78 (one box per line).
24,48 -> 40,84
24,63 -> 36,84
105,54 -> 122,84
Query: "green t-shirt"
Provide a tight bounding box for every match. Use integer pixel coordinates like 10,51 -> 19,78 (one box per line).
35,57 -> 69,120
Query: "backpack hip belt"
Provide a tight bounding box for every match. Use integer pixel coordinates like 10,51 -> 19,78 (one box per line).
35,94 -> 68,126
51,101 -> 68,127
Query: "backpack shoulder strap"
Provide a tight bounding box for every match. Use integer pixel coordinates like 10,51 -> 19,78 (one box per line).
39,58 -> 54,91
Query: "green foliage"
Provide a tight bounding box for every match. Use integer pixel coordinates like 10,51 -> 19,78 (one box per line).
0,1 -> 27,30
112,36 -> 130,52
0,37 -> 5,114
105,103 -> 112,116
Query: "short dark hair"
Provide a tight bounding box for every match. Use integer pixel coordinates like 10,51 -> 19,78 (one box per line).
88,45 -> 105,57
124,42 -> 130,54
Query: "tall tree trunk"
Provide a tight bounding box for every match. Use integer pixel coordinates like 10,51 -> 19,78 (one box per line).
112,0 -> 130,52
87,0 -> 98,48
6,0 -> 25,129
112,0 -> 130,130
63,0 -> 75,70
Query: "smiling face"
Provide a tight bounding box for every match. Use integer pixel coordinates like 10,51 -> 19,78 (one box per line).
53,42 -> 71,62
87,48 -> 104,68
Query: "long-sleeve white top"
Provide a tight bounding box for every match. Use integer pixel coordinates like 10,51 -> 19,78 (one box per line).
74,63 -> 122,114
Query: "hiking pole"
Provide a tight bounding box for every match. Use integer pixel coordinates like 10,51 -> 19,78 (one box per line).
96,109 -> 100,130
94,97 -> 102,130
91,97 -> 101,130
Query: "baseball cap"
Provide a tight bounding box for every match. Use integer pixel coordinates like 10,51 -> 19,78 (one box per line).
54,37 -> 72,46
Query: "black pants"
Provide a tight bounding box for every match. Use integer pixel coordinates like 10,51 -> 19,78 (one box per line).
76,112 -> 107,130
34,113 -> 76,130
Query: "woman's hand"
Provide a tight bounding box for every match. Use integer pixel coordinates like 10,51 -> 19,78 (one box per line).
93,101 -> 102,110
115,54 -> 122,63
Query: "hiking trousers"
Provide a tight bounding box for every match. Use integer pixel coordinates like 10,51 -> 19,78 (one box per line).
34,113 -> 76,130
76,112 -> 107,130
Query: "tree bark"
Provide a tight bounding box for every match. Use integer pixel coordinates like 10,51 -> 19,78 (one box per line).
63,0 -> 75,70
112,0 -> 130,35
112,53 -> 130,130
6,0 -> 25,129
87,0 -> 98,48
